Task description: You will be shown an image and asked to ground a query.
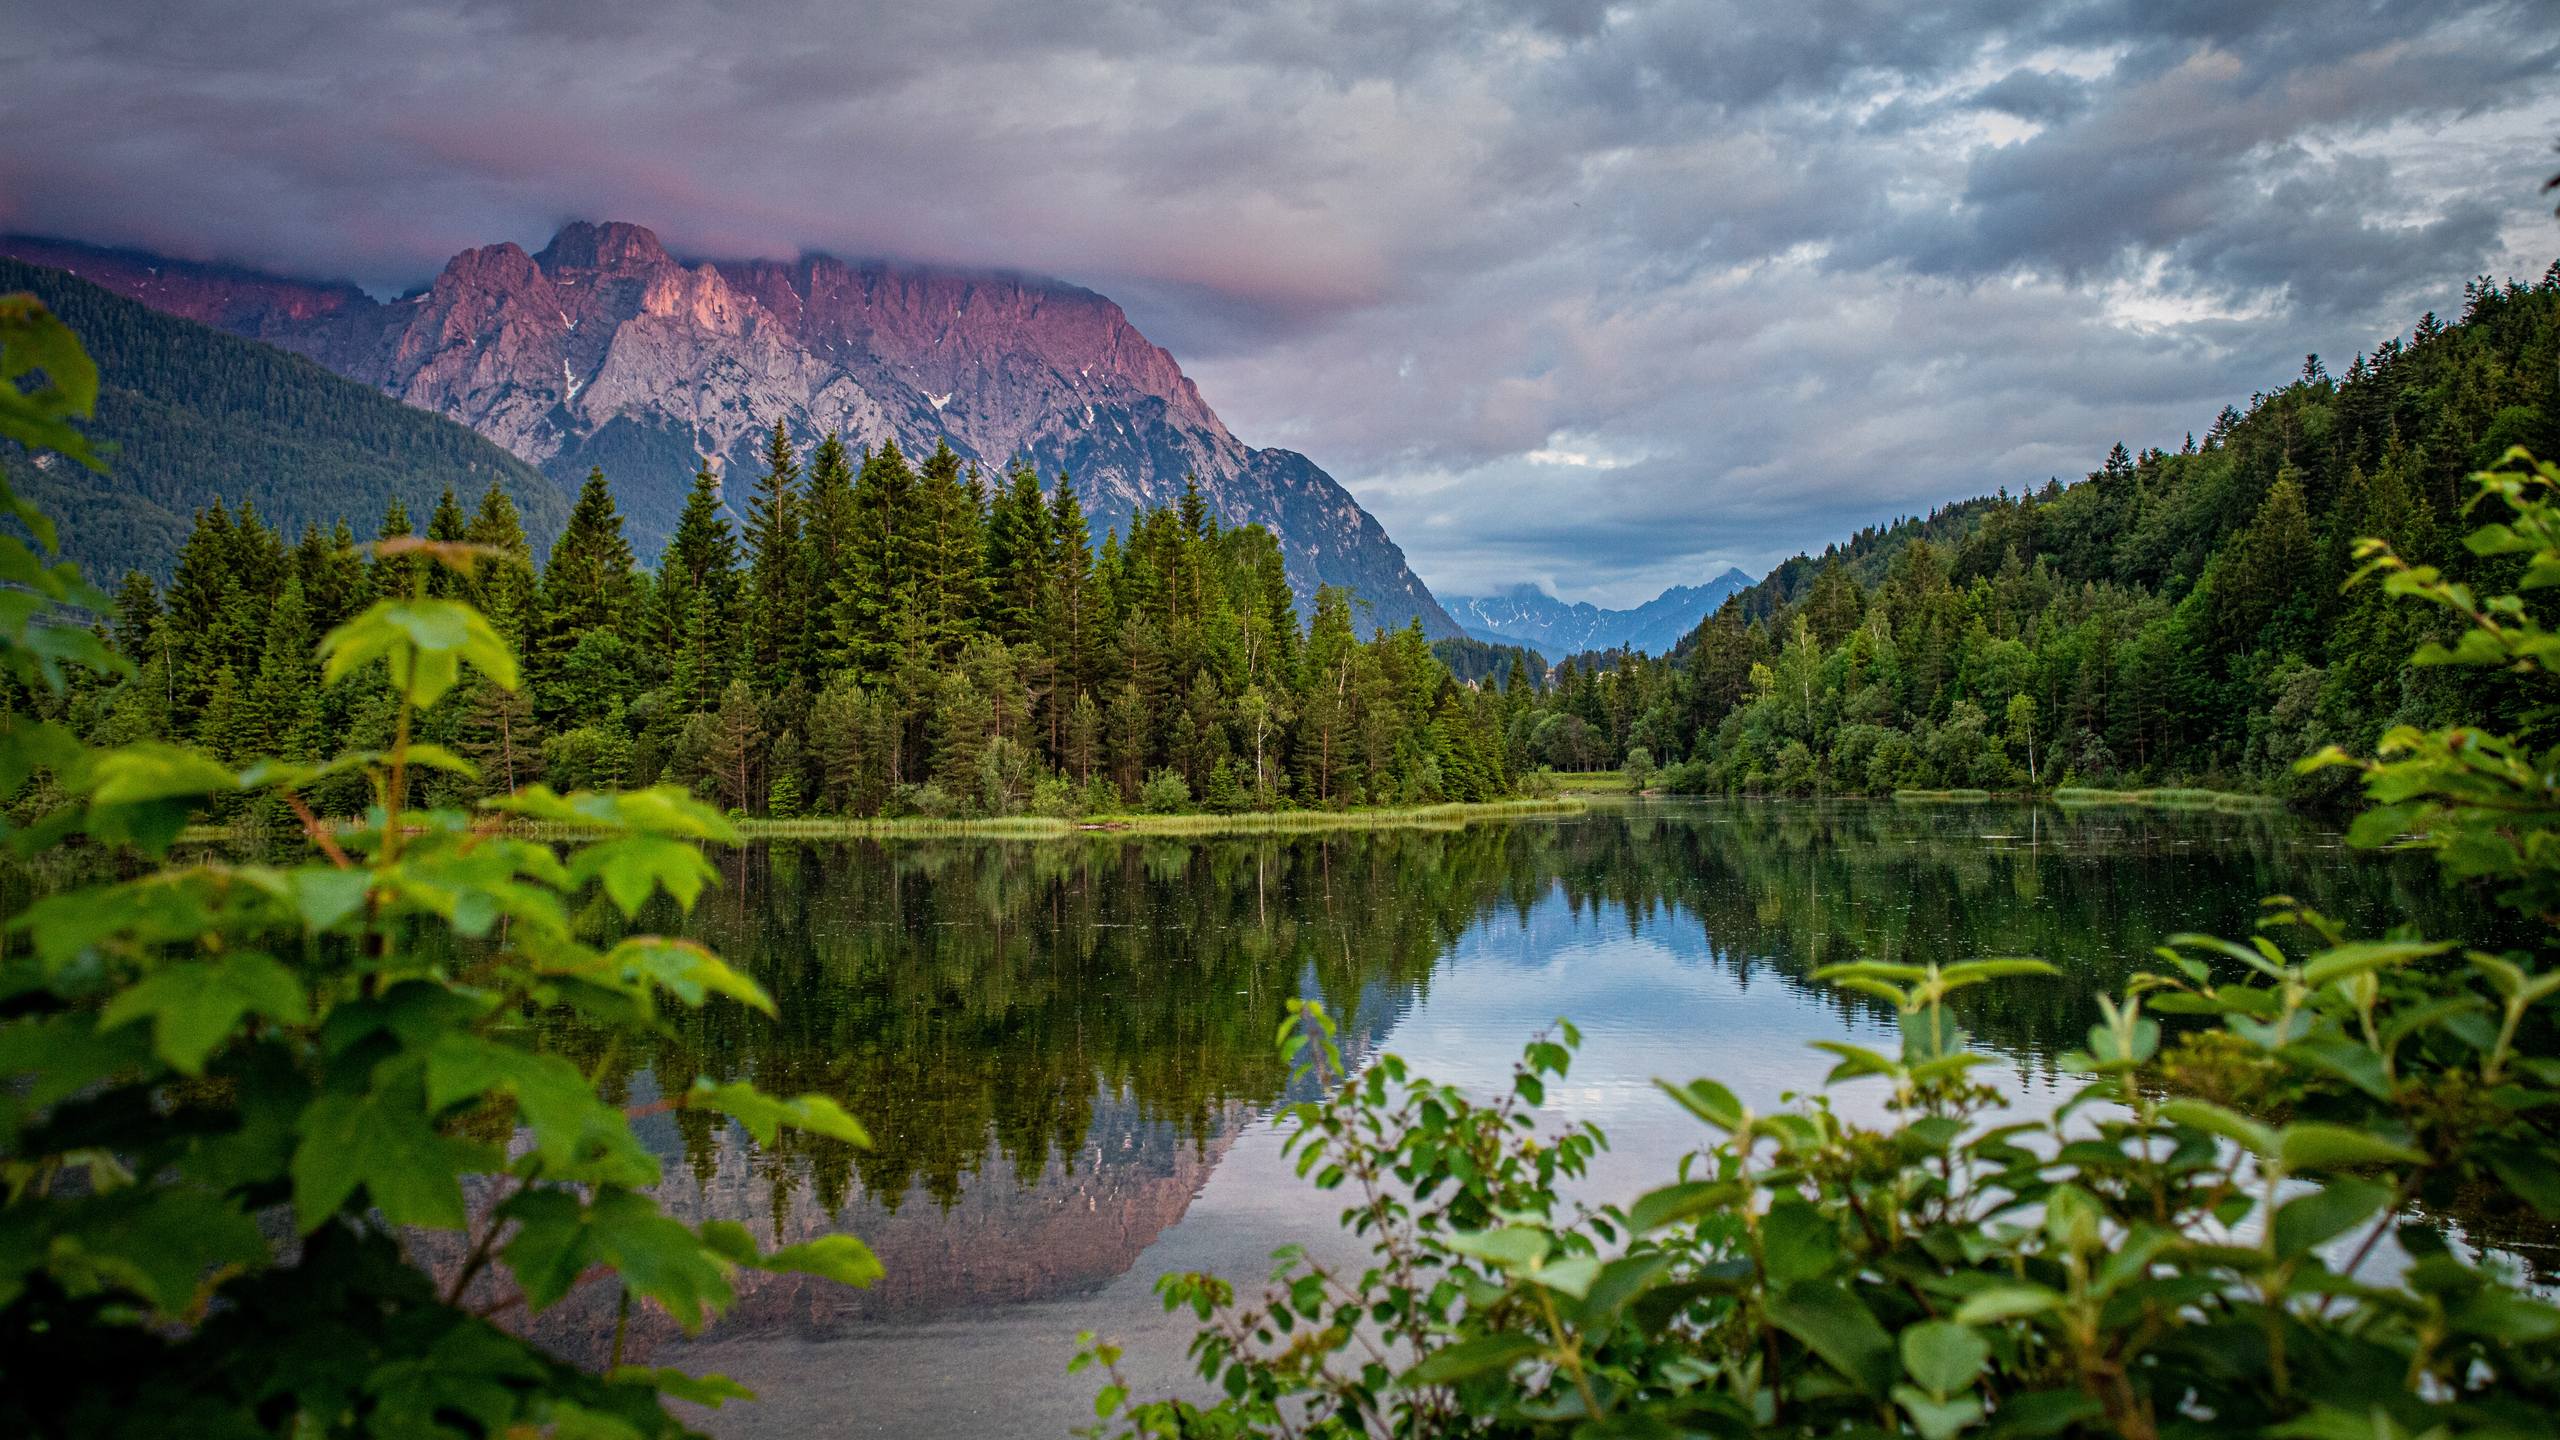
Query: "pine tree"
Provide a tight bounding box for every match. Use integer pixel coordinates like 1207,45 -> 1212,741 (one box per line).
1065,688 -> 1102,787
458,675 -> 539,797
465,483 -> 538,653
1049,472 -> 1096,698
911,442 -> 986,663
424,486 -> 469,597
807,676 -> 866,814
371,496 -> 417,599
930,671 -> 992,801
702,679 -> 766,815
539,468 -> 639,657
242,578 -> 320,761
800,433 -> 858,684
835,440 -> 918,680
1107,680 -> 1149,800
743,423 -> 803,694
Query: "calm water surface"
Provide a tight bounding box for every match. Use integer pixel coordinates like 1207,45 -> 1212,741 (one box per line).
526,798 -> 2446,1436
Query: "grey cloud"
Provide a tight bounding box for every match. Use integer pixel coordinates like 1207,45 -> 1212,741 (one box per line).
4,0 -> 2555,605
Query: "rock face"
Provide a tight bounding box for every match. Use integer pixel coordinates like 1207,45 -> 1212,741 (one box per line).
1446,568 -> 1757,657
5,224 -> 1458,635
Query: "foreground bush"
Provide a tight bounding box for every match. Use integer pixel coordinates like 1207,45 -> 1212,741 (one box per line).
0,299 -> 875,1435
1083,453 -> 2560,1438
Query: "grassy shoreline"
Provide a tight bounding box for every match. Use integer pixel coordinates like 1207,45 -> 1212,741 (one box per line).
1884,784 -> 2284,812
730,796 -> 1587,840
177,797 -> 1589,846
2048,785 -> 2284,813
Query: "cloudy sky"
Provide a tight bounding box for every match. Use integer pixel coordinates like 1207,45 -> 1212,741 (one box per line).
8,0 -> 2558,605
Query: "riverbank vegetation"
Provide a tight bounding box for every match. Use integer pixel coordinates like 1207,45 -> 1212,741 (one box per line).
1494,269 -> 2558,803
1083,452 -> 2560,1440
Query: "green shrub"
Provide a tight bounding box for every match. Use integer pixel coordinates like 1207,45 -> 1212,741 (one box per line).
1082,452 -> 2560,1439
0,299 -> 877,1436
1622,744 -> 1656,792
1140,767 -> 1192,814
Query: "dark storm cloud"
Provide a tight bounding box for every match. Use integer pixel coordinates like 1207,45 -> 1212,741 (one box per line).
6,0 -> 2555,605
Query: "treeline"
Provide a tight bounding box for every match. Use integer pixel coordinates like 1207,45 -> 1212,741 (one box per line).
40,430 -> 1524,819
1503,264 -> 2560,796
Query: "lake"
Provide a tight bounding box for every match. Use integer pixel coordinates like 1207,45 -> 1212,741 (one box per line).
514,798 -> 2451,1436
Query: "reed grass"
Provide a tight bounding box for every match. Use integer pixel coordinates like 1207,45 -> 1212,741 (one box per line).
2050,785 -> 2283,813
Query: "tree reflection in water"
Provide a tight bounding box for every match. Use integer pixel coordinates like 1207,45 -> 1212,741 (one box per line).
422,800 -> 2446,1364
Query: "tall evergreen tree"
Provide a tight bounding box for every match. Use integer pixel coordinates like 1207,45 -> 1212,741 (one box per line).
538,468 -> 639,664
743,423 -> 803,693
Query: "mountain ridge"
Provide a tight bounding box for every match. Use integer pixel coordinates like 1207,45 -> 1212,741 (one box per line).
3,224 -> 1459,635
0,256 -> 566,582
1447,569 -> 1754,656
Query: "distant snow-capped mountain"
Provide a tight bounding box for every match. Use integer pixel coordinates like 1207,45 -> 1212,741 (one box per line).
1446,569 -> 1754,656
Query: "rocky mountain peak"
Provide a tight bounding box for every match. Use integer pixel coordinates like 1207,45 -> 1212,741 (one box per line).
534,219 -> 673,273
2,225 -> 1460,636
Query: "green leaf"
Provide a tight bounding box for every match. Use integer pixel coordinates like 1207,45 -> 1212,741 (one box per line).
571,834 -> 719,918
1767,1281 -> 1895,1397
1760,1197 -> 1842,1285
1987,1390 -> 2104,1438
2276,1123 -> 2426,1172
1444,1226 -> 1552,1271
287,867 -> 372,932
45,1186 -> 266,1317
687,1078 -> 872,1146
2489,1146 -> 2560,1218
320,598 -> 517,707
1405,1333 -> 1545,1385
756,1235 -> 883,1288
1626,1179 -> 1741,1232
2302,939 -> 2451,987
610,1367 -> 755,1408
1527,1253 -> 1602,1300
425,1033 -> 658,1186
2284,1036 -> 2392,1101
2272,1178 -> 2392,1260
1953,1285 -> 2062,1325
583,937 -> 775,1015
1655,1077 -> 1743,1131
1937,957 -> 2059,992
1894,1385 -> 1984,1440
98,952 -> 308,1075
506,1186 -> 737,1331
292,1084 -> 484,1231
1901,1320 -> 1990,1395
2159,1099 -> 2279,1158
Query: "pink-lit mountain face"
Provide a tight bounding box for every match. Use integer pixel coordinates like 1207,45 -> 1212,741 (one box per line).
6,222 -> 1457,635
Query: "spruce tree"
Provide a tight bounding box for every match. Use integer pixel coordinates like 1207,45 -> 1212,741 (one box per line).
371,496 -> 417,599
701,678 -> 766,815
539,468 -> 639,659
424,486 -> 469,597
743,423 -> 803,694
465,483 -> 538,654
835,440 -> 918,680
800,434 -> 858,683
1049,472 -> 1096,698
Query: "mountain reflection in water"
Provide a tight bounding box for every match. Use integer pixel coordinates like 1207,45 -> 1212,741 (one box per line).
467,800 -> 2447,1434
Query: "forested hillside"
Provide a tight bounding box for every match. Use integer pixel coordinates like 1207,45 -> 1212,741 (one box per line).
42,423 -> 1514,820
0,259 -> 566,580
1503,265 -> 2560,796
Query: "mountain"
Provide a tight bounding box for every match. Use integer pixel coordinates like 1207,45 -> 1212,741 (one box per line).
0,256 -> 566,582
3,225 -> 1459,635
1447,569 -> 1754,656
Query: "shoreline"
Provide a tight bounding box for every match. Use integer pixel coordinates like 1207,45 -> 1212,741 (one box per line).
728,797 -> 1588,840
174,796 -> 1590,846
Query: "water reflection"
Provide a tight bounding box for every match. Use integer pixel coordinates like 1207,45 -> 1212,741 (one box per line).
508,798 -> 2454,1393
